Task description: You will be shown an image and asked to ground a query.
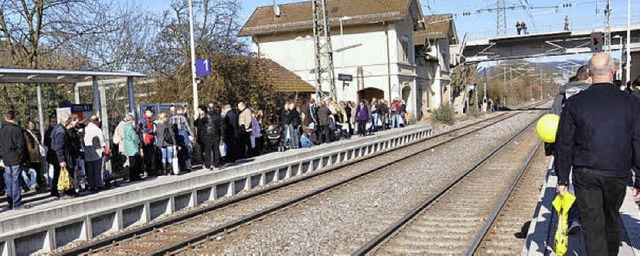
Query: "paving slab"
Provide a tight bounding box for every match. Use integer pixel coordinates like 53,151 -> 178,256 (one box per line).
524,157 -> 640,256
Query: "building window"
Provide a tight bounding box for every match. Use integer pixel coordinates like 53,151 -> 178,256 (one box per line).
400,35 -> 410,64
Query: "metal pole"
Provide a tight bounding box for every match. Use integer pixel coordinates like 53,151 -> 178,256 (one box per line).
340,19 -> 344,100
188,0 -> 198,118
619,38 -> 623,80
540,69 -> 543,100
626,0 -> 631,83
36,84 -> 45,142
92,76 -> 100,116
127,77 -> 136,118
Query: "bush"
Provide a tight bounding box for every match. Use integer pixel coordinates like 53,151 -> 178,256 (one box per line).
466,105 -> 480,118
432,103 -> 454,125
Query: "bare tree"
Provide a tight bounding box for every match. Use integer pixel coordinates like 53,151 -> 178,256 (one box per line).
0,0 -> 123,68
146,0 -> 246,76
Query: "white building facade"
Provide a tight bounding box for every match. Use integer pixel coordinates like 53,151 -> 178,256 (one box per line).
240,0 -> 426,119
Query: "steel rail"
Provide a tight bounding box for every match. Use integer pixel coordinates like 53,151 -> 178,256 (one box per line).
352,113 -> 543,256
466,141 -> 542,255
147,111 -> 535,255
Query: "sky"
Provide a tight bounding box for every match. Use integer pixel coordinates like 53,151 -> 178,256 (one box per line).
134,0 -> 640,64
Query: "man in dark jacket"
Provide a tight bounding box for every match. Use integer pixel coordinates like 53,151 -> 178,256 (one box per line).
0,111 -> 29,209
47,113 -> 79,198
316,101 -> 331,143
290,103 -> 302,149
222,105 -> 240,162
555,53 -> 640,256
195,105 -> 224,170
43,117 -> 57,149
301,99 -> 317,129
280,102 -> 292,149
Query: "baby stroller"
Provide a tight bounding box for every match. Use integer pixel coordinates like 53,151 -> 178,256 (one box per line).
336,123 -> 351,140
266,125 -> 284,153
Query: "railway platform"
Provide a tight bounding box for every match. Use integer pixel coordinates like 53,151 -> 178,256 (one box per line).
524,158 -> 640,255
0,124 -> 432,256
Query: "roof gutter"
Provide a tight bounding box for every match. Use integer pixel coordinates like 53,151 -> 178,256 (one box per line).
239,12 -> 404,36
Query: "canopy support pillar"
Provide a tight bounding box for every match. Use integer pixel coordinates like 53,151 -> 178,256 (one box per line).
36,84 -> 45,142
127,77 -> 136,119
92,76 -> 100,116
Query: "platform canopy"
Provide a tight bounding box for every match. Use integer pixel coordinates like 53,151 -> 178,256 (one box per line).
0,68 -> 147,145
0,68 -> 146,84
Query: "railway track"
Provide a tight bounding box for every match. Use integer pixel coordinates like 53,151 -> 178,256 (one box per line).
471,144 -> 548,255
353,116 -> 543,255
56,104 -> 545,256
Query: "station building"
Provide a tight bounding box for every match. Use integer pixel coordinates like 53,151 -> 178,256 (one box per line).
240,0 -> 458,120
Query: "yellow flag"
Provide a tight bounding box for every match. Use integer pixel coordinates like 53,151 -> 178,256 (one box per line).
552,192 -> 576,256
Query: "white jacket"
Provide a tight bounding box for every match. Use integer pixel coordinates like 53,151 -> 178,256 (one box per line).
83,122 -> 106,162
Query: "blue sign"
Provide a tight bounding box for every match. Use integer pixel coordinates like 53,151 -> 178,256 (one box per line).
60,104 -> 92,112
338,73 -> 353,82
195,58 -> 211,76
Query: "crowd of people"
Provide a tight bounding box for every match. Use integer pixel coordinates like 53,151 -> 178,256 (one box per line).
0,96 -> 411,210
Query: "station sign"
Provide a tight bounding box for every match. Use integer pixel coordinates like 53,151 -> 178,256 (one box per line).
338,73 -> 353,82
195,58 -> 212,76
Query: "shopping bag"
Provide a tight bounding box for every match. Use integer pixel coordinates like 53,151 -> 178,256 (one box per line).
219,141 -> 227,157
57,166 -> 74,191
552,192 -> 576,256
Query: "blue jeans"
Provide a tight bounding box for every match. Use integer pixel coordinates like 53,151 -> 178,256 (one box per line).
161,146 -> 174,164
392,114 -> 402,128
291,125 -> 300,149
371,113 -> 379,132
4,165 -> 23,208
21,168 -> 37,190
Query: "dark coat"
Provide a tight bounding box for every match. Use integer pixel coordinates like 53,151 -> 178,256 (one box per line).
156,121 -> 175,147
0,122 -> 28,166
47,124 -> 75,168
555,83 -> 640,187
281,109 -> 292,126
356,104 -> 369,121
317,106 -> 331,126
196,112 -> 223,144
291,109 -> 301,127
301,103 -> 317,126
44,126 -> 54,148
224,110 -> 240,139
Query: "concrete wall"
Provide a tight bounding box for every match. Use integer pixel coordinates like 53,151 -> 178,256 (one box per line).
0,125 -> 432,256
252,13 -> 420,117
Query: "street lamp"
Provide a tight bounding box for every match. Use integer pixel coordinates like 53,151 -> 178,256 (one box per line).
613,35 -> 623,80
339,16 -> 352,73
188,0 -> 198,118
339,16 -> 352,100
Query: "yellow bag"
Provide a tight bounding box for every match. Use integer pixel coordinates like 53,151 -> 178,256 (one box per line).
57,166 -> 74,191
552,192 -> 576,256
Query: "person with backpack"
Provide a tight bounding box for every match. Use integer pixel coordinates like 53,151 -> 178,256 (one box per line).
551,64 -> 591,235
138,107 -> 157,176
156,112 -> 175,175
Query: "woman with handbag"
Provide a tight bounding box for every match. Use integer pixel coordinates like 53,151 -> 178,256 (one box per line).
47,113 -> 79,199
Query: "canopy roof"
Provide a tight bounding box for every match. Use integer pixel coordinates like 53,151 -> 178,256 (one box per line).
0,68 -> 146,84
